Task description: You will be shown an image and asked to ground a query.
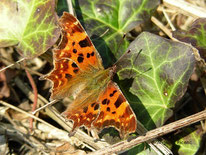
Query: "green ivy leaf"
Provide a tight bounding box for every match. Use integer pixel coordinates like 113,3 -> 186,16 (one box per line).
0,0 -> 60,59
117,32 -> 195,130
172,128 -> 201,155
173,18 -> 206,60
72,0 -> 159,67
57,0 -> 69,16
127,143 -> 157,155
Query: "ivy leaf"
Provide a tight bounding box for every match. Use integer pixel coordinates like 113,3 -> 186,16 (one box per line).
173,18 -> 206,60
116,32 -> 195,129
72,0 -> 160,67
172,127 -> 201,155
127,143 -> 157,155
57,0 -> 69,16
0,0 -> 60,59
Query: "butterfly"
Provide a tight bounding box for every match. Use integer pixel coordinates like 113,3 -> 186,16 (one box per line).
43,12 -> 137,138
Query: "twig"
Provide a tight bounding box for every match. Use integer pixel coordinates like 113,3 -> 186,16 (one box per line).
0,58 -> 25,72
90,109 -> 206,155
99,29 -> 110,37
32,99 -> 58,114
21,64 -> 43,77
151,16 -> 178,41
0,122 -> 43,150
0,100 -> 53,128
0,56 -> 43,76
163,0 -> 206,18
161,6 -> 176,31
24,63 -> 38,131
67,0 -> 74,15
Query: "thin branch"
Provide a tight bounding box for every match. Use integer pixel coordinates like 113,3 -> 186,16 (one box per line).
32,99 -> 58,115
151,16 -> 178,41
90,109 -> 206,155
67,0 -> 74,15
0,100 -> 54,128
0,58 -> 25,72
24,63 -> 38,131
162,6 -> 176,31
1,56 -> 43,76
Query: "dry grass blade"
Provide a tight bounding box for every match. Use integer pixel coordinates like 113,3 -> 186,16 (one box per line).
151,16 -> 178,41
0,58 -> 25,72
0,100 -> 53,128
163,0 -> 206,18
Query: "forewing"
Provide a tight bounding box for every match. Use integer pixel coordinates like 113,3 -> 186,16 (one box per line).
42,59 -> 81,100
42,12 -> 104,100
54,12 -> 104,70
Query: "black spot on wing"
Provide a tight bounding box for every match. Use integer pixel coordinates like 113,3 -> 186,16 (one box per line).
77,53 -> 84,63
107,107 -> 110,112
114,95 -> 125,108
79,37 -> 91,47
102,99 -> 110,105
94,104 -> 99,110
87,53 -> 90,58
77,56 -> 84,63
91,51 -> 94,56
78,53 -> 83,57
102,99 -> 107,105
65,73 -> 72,79
72,62 -> 78,68
83,106 -> 88,113
72,42 -> 75,46
91,103 -> 95,107
109,90 -> 117,97
73,49 -> 77,53
73,69 -> 79,73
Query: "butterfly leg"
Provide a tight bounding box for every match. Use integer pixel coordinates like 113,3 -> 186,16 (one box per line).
68,128 -> 77,137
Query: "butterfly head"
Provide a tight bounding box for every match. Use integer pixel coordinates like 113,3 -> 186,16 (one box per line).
109,65 -> 117,76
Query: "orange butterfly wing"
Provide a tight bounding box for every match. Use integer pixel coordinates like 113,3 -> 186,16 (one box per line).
62,99 -> 100,132
55,12 -> 103,70
43,12 -> 104,100
43,12 -> 137,137
62,81 -> 137,137
93,82 -> 137,137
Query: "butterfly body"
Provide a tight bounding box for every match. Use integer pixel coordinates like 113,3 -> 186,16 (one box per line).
43,12 -> 137,138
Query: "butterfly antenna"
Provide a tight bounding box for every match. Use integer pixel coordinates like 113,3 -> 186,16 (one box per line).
129,49 -> 146,78
129,49 -> 152,78
113,49 -> 131,66
100,29 -> 110,37
129,66 -> 152,79
114,33 -> 139,66
117,33 -> 126,52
